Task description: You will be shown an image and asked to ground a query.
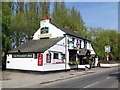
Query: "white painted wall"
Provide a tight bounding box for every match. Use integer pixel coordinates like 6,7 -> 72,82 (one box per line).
86,41 -> 96,54
47,38 -> 65,53
6,54 -> 44,71
33,19 -> 65,40
95,57 -> 98,66
78,64 -> 90,69
81,40 -> 84,48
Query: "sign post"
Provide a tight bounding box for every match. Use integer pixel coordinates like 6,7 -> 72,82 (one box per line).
105,45 -> 110,61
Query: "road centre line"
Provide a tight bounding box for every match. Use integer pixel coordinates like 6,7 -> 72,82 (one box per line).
83,82 -> 99,88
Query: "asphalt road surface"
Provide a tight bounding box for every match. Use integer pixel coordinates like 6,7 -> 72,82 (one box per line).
25,67 -> 119,88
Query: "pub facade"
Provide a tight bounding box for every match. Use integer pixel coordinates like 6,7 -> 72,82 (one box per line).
6,17 -> 98,71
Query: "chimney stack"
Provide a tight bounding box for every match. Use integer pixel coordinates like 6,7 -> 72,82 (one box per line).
69,28 -> 77,33
42,15 -> 50,20
40,15 -> 51,28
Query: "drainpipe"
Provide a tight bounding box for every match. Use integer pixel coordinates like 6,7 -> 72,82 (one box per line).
64,34 -> 67,72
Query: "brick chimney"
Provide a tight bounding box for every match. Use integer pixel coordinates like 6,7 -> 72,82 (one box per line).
42,16 -> 50,20
69,28 -> 77,33
40,15 -> 51,28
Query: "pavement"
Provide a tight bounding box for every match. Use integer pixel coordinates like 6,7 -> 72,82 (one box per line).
0,67 -> 119,88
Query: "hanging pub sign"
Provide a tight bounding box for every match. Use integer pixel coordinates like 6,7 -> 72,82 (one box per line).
68,37 -> 75,49
105,45 -> 110,52
38,54 -> 43,66
68,41 -> 74,49
75,39 -> 79,49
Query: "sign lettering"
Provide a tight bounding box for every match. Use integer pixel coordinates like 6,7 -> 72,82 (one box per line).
12,54 -> 33,58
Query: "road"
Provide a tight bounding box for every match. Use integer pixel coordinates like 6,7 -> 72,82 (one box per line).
25,67 -> 119,88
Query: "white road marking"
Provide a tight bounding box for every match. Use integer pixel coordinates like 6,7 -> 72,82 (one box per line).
83,82 -> 99,88
106,77 -> 111,79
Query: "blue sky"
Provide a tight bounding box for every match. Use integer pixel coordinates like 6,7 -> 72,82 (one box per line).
65,2 -> 118,30
50,2 -> 118,30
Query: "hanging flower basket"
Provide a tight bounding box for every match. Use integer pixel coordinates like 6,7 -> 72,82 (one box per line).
68,61 -> 79,65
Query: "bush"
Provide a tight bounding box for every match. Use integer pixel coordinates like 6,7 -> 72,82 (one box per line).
69,61 -> 79,65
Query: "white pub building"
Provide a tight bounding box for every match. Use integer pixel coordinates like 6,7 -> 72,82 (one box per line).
6,16 -> 98,71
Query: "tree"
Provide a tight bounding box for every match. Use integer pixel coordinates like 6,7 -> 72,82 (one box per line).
40,1 -> 50,17
2,2 -> 13,70
86,27 -> 104,40
69,6 -> 86,36
10,2 -> 40,47
87,27 -> 119,60
24,11 -> 40,40
52,2 -> 72,27
2,2 -> 13,52
52,2 -> 86,37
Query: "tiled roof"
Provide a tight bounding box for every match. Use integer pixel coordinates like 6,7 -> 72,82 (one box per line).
51,23 -> 91,41
8,37 -> 64,53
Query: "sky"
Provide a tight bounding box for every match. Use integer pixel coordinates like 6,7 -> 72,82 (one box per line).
6,1 -> 118,30
50,2 -> 118,30
65,2 -> 118,30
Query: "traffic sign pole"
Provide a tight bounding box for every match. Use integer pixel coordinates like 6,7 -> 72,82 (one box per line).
105,45 -> 110,61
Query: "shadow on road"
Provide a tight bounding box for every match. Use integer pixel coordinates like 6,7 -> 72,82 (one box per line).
109,72 -> 120,82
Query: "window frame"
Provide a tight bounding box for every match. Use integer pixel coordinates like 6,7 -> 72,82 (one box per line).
34,53 -> 38,59
79,40 -> 82,49
53,53 -> 59,59
41,27 -> 49,34
46,53 -> 51,63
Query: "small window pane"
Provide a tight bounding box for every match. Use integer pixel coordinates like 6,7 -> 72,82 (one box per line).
53,53 -> 59,59
34,53 -> 37,59
41,27 -> 49,34
46,53 -> 51,63
61,54 -> 65,59
79,40 -> 81,49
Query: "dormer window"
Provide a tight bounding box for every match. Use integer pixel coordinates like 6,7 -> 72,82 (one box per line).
41,27 -> 49,34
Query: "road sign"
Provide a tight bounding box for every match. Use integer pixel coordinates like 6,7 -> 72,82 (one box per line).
106,54 -> 109,58
105,45 -> 110,52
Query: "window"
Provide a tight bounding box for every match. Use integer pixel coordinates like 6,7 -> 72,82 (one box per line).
41,27 -> 49,34
34,53 -> 37,59
79,40 -> 82,49
50,52 -> 65,64
61,54 -> 65,59
84,40 -> 87,48
72,38 -> 75,42
53,53 -> 59,59
76,39 -> 79,48
46,53 -> 51,63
